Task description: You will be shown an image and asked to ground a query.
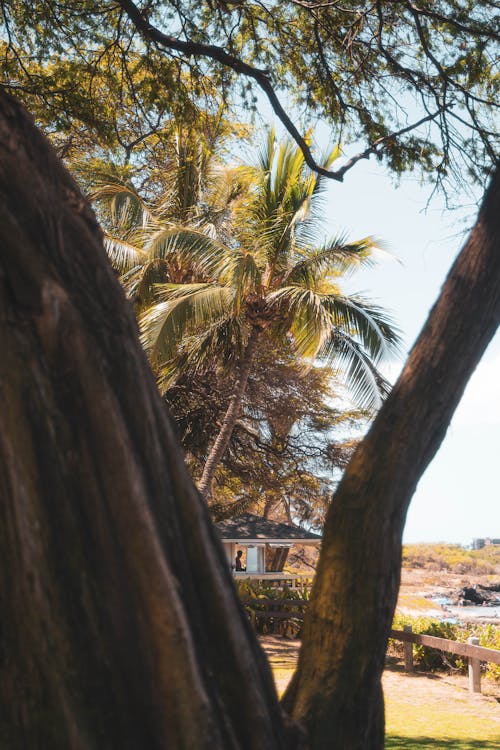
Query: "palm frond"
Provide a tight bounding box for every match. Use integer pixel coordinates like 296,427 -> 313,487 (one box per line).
140,284 -> 230,363
274,139 -> 305,206
92,183 -> 155,230
320,293 -> 401,361
319,332 -> 393,411
104,235 -> 147,274
267,286 -> 330,358
224,251 -> 263,313
123,259 -> 174,307
287,236 -> 379,287
205,164 -> 252,212
256,126 -> 276,175
157,315 -> 246,391
145,227 -> 230,277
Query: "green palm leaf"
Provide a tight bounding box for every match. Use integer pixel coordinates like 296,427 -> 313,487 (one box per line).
287,236 -> 378,287
92,183 -> 155,231
145,227 -> 230,278
319,332 -> 392,411
224,250 -> 263,313
123,259 -> 174,306
321,293 -> 401,361
103,235 -> 147,274
140,283 -> 231,363
267,286 -> 330,358
157,315 -> 246,391
267,284 -> 400,406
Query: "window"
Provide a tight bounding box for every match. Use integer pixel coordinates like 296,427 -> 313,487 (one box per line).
246,546 -> 259,573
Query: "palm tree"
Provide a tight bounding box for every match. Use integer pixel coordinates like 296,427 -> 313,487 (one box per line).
139,130 -> 401,499
91,122 -> 247,310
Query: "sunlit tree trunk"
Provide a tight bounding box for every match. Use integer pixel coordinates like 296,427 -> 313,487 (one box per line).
283,162 -> 500,749
0,89 -> 300,750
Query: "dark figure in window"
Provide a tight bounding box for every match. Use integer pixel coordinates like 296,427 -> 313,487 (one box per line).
235,549 -> 246,571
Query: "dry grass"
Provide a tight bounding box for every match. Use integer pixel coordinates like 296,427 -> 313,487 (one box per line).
402,544 -> 500,578
261,636 -> 500,747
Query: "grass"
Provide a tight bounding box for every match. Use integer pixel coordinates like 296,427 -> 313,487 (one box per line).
385,739 -> 499,748
259,542 -> 500,746
384,672 -> 500,747
262,638 -> 500,748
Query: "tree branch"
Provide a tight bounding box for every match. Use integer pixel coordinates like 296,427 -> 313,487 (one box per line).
406,2 -> 500,42
117,0 -> 451,183
117,0 -> 346,180
333,108 -> 447,179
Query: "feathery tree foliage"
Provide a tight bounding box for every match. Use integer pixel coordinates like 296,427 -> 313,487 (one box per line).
1,1 -> 497,195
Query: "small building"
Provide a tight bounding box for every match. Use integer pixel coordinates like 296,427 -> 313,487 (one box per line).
215,512 -> 321,584
472,537 -> 500,549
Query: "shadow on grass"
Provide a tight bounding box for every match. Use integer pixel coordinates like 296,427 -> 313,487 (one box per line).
386,737 -> 500,749
384,658 -> 442,679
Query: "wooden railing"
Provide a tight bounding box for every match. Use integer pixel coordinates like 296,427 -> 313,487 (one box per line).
391,625 -> 500,694
241,597 -> 306,634
242,598 -> 500,694
234,573 -> 314,589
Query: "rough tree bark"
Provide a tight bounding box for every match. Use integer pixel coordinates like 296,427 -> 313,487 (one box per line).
283,163 -> 500,748
0,89 -> 300,749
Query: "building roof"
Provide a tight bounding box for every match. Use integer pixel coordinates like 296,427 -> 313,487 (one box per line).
214,512 -> 321,544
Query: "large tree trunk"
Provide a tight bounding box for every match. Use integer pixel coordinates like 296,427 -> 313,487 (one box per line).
283,163 -> 500,748
0,90 -> 301,749
198,327 -> 261,499
2,86 -> 499,750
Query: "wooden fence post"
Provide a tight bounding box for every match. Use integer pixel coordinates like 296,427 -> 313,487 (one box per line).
468,636 -> 481,693
403,625 -> 414,672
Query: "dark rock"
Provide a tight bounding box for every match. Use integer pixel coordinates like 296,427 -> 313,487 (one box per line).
460,586 -> 485,604
458,585 -> 500,606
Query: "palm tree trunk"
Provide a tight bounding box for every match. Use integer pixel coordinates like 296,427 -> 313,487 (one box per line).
198,327 -> 262,499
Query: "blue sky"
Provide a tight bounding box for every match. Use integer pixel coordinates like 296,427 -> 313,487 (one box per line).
320,157 -> 500,546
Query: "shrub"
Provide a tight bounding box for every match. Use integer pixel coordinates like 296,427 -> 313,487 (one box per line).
234,580 -> 310,636
390,613 -> 500,682
402,543 -> 500,576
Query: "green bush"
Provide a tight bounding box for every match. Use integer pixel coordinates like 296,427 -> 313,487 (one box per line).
391,613 -> 500,681
235,580 -> 310,636
478,623 -> 500,681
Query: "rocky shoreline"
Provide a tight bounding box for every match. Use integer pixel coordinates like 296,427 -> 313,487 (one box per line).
397,569 -> 500,624
454,583 -> 500,607
425,583 -> 500,625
